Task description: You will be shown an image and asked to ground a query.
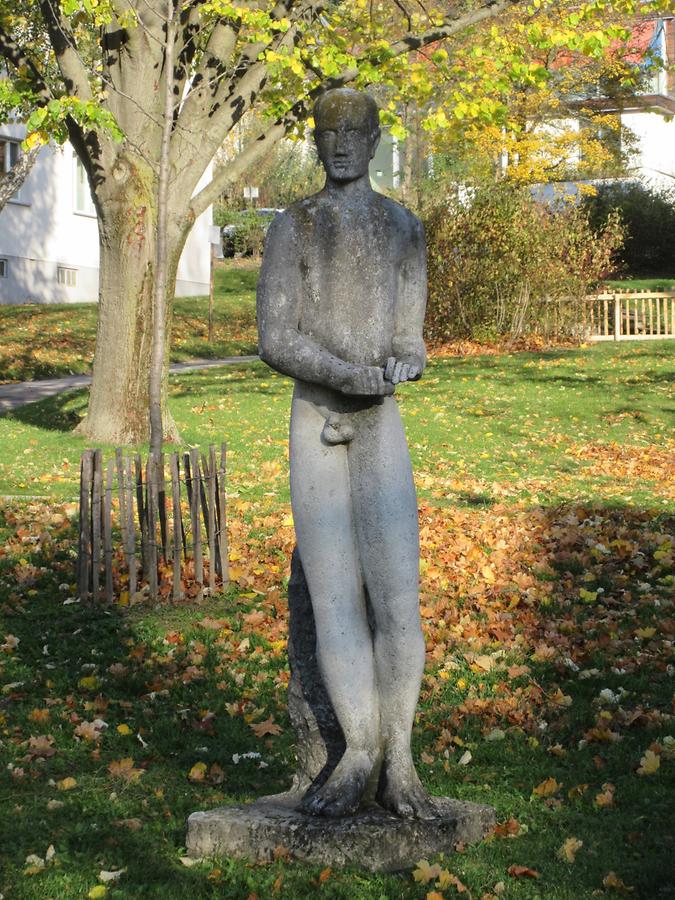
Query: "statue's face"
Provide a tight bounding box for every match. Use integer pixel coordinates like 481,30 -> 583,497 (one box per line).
314,95 -> 380,183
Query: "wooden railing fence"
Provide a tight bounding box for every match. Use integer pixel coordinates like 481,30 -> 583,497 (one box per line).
585,290 -> 675,341
77,443 -> 228,604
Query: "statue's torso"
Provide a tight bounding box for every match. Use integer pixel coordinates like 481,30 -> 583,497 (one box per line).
287,192 -> 415,367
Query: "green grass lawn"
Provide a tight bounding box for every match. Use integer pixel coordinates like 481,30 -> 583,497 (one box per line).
0,341 -> 673,898
0,261 -> 259,383
603,277 -> 675,291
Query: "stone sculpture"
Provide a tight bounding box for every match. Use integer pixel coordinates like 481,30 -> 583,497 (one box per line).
256,87 -> 429,819
186,89 -> 495,868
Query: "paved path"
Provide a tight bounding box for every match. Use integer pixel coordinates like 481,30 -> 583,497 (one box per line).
0,356 -> 259,413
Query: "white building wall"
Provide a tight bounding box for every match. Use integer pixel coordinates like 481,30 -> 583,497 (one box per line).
622,109 -> 675,190
0,126 -> 212,304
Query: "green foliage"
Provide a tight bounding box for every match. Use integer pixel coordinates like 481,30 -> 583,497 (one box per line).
424,182 -> 624,343
24,97 -> 123,148
218,211 -> 274,258
582,181 -> 675,275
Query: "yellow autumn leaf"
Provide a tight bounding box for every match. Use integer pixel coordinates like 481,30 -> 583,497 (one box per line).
436,868 -> 468,892
634,627 -> 656,640
56,776 -> 77,791
88,886 -> 107,899
603,871 -> 634,892
188,761 -> 208,783
637,749 -> 660,776
412,859 -> 443,884
557,836 -> 583,863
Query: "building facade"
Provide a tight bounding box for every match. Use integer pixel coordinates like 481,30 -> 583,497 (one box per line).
0,124 -> 213,304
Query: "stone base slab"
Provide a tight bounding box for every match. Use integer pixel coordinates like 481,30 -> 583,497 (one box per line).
186,794 -> 496,872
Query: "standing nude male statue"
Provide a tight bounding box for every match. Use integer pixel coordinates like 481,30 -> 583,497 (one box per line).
257,88 -> 431,819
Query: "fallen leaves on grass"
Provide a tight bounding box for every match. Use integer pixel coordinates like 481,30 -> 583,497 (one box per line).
602,872 -> 634,893
557,837 -> 583,863
107,758 -> 144,783
532,777 -> 561,798
636,749 -> 660,776
507,864 -> 540,879
250,717 -> 282,737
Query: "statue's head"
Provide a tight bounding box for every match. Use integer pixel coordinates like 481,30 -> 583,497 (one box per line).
313,88 -> 381,183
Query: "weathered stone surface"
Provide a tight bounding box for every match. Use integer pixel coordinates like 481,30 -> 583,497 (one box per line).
285,547 -> 345,797
185,796 -> 496,872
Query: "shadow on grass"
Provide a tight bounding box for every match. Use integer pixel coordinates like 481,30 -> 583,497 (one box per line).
3,389 -> 89,433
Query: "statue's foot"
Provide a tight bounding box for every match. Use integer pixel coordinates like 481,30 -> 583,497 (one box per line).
300,748 -> 375,817
377,753 -> 436,820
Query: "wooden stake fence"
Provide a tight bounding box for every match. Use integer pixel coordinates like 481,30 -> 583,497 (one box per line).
77,443 -> 229,604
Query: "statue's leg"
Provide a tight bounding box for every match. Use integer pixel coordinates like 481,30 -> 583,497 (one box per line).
289,392 -> 379,816
349,397 -> 433,818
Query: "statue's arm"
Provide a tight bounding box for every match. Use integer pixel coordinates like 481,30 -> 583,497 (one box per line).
257,216 -> 392,396
389,215 -> 428,382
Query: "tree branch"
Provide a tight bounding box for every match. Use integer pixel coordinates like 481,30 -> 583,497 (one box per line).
189,0 -> 527,218
0,144 -> 41,211
39,0 -> 94,101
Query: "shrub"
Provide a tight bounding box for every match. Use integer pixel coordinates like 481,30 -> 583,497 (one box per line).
582,181 -> 675,275
423,182 -> 624,343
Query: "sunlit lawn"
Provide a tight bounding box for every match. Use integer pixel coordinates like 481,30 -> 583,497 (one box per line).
0,340 -> 673,898
0,261 -> 259,383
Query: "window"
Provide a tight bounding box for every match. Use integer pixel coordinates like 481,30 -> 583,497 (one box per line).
74,157 -> 96,216
57,266 -> 77,287
0,259 -> 7,278
0,138 -> 25,202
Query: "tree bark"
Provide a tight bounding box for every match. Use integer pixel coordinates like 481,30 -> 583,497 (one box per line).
75,152 -> 183,446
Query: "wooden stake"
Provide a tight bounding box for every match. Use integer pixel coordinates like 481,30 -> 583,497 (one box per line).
158,452 -> 168,563
77,449 -> 94,600
170,452 -> 183,602
91,449 -> 102,603
216,443 -> 229,586
115,447 -> 128,552
124,457 -> 136,601
146,454 -> 158,601
189,447 -> 203,588
207,449 -> 216,595
134,453 -> 147,580
103,459 -> 114,605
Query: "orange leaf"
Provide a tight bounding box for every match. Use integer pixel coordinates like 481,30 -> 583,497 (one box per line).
108,757 -> 144,782
250,718 -> 282,737
494,817 -> 521,839
532,777 -> 561,797
508,864 -> 540,879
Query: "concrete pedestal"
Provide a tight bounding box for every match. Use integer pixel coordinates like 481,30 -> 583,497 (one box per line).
186,794 -> 495,872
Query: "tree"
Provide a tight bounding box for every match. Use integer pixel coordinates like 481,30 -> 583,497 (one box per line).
383,5 -> 666,193
0,0 -> 668,444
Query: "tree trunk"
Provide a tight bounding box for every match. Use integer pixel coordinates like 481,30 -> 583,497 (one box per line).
75,153 -> 183,446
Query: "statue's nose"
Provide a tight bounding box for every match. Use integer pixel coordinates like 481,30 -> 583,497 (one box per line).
334,131 -> 349,154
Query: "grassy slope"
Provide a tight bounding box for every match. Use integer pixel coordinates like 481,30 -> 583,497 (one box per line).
0,342 -> 673,899
0,262 -> 259,383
